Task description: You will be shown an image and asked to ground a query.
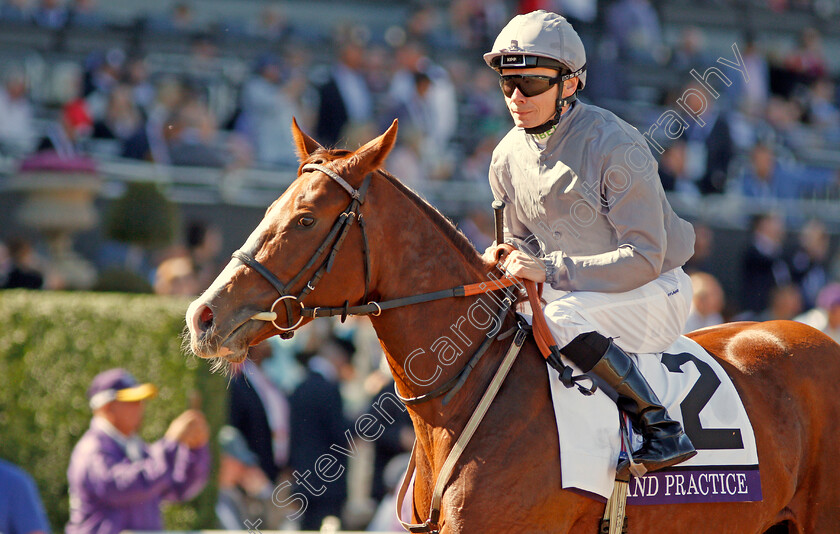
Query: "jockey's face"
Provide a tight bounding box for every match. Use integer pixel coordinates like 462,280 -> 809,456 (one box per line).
501,66 -> 578,129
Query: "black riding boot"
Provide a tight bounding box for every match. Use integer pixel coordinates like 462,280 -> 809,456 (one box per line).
562,332 -> 697,475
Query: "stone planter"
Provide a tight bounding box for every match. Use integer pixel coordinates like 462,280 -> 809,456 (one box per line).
8,154 -> 102,289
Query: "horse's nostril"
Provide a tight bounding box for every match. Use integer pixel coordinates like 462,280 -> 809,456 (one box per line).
199,305 -> 214,331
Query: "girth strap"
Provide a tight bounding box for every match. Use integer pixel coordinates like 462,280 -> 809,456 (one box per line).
396,324 -> 528,534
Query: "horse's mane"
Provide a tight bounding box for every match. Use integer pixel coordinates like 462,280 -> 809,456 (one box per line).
301,148 -> 488,274
376,168 -> 489,274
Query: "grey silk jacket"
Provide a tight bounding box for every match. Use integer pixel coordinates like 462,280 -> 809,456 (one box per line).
489,101 -> 695,293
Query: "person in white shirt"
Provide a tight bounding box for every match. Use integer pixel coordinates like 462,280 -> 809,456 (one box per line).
0,67 -> 36,155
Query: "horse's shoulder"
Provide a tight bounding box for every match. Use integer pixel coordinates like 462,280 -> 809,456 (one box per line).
687,320 -> 840,374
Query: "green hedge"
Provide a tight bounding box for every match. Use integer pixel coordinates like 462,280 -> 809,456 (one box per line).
0,290 -> 227,531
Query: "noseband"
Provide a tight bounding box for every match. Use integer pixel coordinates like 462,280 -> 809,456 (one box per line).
232,163 -> 374,334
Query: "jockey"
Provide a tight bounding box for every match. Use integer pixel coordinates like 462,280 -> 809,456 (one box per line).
483,10 -> 697,474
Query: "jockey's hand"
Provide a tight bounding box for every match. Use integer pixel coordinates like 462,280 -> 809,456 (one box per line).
481,243 -> 505,265
502,250 -> 546,283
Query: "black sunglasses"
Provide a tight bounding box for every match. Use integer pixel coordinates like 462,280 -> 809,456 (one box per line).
499,74 -> 561,98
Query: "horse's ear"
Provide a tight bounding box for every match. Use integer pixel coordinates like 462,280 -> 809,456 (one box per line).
291,117 -> 323,161
350,119 -> 399,172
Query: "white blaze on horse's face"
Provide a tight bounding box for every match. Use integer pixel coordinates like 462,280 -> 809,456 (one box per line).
195,220 -> 263,293
203,210 -> 274,302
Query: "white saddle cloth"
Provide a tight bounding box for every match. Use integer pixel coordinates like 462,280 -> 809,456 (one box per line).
396,336 -> 760,525
547,335 -> 759,499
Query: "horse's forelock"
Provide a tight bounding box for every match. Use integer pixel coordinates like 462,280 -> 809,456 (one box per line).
295,148 -> 353,175
294,148 -> 373,191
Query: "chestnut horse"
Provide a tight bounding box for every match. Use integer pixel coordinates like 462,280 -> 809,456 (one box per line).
185,120 -> 840,533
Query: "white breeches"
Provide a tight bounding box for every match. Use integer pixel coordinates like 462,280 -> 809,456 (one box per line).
541,267 -> 694,354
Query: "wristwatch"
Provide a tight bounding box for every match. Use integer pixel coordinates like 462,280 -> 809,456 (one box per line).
543,261 -> 558,285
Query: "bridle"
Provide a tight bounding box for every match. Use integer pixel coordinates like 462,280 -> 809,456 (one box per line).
232,162 -> 375,334
231,162 -> 528,404
233,162 -> 591,395
233,162 -> 523,337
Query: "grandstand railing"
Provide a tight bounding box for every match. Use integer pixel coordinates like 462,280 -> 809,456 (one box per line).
4,155 -> 840,232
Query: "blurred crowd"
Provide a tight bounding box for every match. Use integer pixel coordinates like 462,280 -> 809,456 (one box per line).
684,215 -> 840,345
2,0 -> 840,313
0,0 -> 838,193
0,318 -> 415,533
213,325 -> 415,532
0,0 -> 511,182
3,0 -> 840,530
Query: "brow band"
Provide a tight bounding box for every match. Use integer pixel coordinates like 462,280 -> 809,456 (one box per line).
302,163 -> 360,200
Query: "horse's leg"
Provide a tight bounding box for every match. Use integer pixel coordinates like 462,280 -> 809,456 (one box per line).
763,519 -> 801,534
783,387 -> 840,533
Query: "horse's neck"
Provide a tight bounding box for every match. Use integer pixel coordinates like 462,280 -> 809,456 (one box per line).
365,188 -> 513,426
372,280 -> 516,509
360,184 -> 531,524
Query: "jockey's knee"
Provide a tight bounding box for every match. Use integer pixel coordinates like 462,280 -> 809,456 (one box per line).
544,299 -> 595,353
561,331 -> 610,373
544,298 -> 588,326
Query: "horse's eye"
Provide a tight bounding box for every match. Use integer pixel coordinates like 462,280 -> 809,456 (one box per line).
299,216 -> 315,227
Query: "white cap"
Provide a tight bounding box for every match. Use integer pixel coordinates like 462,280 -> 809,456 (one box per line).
484,10 -> 587,89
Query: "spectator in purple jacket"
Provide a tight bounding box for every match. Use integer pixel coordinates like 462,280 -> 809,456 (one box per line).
66,369 -> 210,534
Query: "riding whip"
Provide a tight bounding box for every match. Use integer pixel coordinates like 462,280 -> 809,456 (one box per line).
492,200 -> 505,245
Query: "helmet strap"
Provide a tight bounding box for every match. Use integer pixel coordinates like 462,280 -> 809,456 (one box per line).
523,89 -> 577,135
520,64 -> 584,136
558,91 -> 578,109
524,111 -> 560,135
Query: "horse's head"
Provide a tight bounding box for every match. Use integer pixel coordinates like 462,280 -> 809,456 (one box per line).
185,119 -> 398,364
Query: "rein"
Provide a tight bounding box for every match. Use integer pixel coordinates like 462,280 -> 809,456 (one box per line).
233,163 -> 522,331
396,291 -> 516,406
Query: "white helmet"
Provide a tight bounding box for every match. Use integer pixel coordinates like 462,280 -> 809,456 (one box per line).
484,10 -> 586,90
